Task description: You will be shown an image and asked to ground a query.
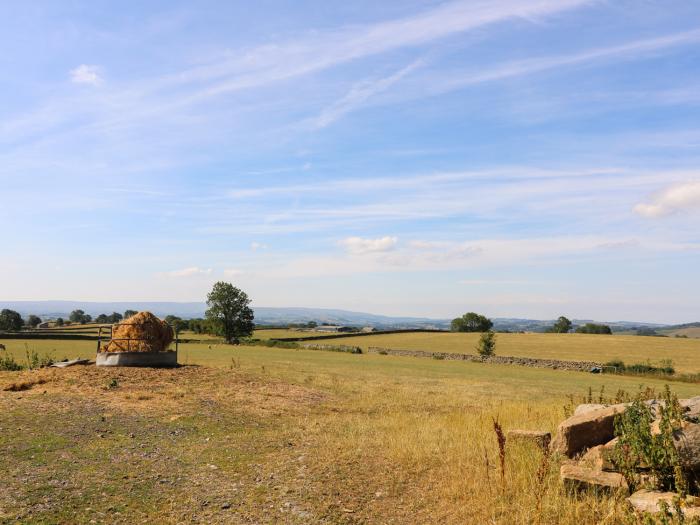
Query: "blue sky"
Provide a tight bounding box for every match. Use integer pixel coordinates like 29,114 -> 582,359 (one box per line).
2,0 -> 700,322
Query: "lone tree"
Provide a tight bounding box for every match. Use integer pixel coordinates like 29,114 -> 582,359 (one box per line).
549,316 -> 572,333
69,309 -> 92,324
0,309 -> 24,331
26,314 -> 42,328
451,312 -> 493,332
476,330 -> 497,356
205,282 -> 255,344
124,309 -> 138,319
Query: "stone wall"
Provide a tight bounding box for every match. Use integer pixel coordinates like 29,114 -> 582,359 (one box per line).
366,346 -> 601,372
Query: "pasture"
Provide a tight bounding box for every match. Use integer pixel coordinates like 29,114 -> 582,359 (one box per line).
328,331 -> 700,373
1,333 -> 700,523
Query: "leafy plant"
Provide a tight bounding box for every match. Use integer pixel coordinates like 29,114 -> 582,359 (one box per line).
0,353 -> 24,371
612,386 -> 688,494
24,344 -> 54,370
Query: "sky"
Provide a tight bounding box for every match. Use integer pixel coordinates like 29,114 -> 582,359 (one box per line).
2,0 -> 700,323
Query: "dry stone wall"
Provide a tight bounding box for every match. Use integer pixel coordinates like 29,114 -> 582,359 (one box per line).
366,346 -> 601,372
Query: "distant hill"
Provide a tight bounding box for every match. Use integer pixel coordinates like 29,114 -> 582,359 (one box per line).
0,301 -> 690,331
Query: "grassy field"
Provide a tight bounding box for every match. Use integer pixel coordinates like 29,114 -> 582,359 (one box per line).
2,334 -> 700,523
325,331 -> 700,373
661,327 -> 700,339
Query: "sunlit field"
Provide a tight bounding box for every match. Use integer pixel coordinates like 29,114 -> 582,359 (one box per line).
327,331 -> 700,373
2,337 -> 698,523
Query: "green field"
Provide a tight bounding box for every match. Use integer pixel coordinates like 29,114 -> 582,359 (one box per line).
2,333 -> 700,523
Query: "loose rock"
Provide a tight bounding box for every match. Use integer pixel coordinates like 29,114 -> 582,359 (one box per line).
673,422 -> 700,473
552,404 -> 627,457
560,464 -> 628,494
580,442 -> 616,472
628,490 -> 700,518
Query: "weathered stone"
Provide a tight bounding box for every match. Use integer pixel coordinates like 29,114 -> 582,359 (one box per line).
580,443 -> 616,472
628,490 -> 700,517
574,404 -> 606,416
673,422 -> 700,472
507,429 -> 551,449
681,396 -> 700,420
552,404 -> 627,457
560,464 -> 628,494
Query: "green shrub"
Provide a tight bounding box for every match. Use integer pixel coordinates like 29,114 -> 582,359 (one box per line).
0,354 -> 24,371
612,386 -> 688,494
604,359 -> 675,377
476,330 -> 496,356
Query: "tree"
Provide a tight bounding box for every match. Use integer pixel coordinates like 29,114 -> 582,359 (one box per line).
108,312 -> 123,323
69,309 -> 91,324
575,323 -> 612,335
165,315 -> 187,333
476,330 -> 497,356
26,315 -> 42,328
55,318 -> 64,327
205,282 -> 255,344
451,312 -> 493,332
549,316 -> 572,333
124,310 -> 138,320
96,314 -> 109,324
0,309 -> 24,331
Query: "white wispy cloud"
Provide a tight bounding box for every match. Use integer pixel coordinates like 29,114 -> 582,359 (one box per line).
308,60 -> 423,128
70,64 -> 103,85
162,266 -> 212,278
391,27 -> 700,101
634,181 -> 700,218
3,0 -> 597,146
223,268 -> 244,277
339,236 -> 398,254
250,242 -> 267,251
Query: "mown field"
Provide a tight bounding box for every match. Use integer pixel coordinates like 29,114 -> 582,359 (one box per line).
326,331 -> 700,373
2,335 -> 700,523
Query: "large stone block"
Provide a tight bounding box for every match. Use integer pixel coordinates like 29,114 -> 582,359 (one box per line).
673,422 -> 700,472
560,464 -> 628,494
628,490 -> 700,518
552,404 -> 627,457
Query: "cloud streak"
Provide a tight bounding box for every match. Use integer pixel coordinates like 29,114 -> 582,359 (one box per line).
635,181 -> 700,217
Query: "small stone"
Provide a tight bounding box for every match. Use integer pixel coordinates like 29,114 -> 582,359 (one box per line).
221,503 -> 231,510
507,429 -> 551,449
560,464 -> 628,494
580,444 -> 616,472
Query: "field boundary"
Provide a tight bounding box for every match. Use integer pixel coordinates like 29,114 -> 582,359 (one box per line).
271,329 -> 446,342
365,346 -> 601,372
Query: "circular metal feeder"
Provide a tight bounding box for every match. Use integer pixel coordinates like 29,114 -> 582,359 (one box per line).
96,351 -> 177,367
95,321 -> 179,368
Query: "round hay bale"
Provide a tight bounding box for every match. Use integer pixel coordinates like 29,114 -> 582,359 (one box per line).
103,311 -> 174,353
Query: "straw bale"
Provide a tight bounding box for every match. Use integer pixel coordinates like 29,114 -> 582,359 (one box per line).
103,311 -> 174,353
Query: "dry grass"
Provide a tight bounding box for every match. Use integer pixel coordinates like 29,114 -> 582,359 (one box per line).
327,331 -> 700,373
2,338 -> 699,523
